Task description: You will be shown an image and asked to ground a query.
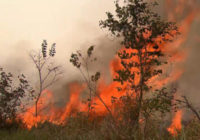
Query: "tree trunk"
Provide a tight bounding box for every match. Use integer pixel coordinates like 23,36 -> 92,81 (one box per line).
35,100 -> 38,117
35,68 -> 42,117
134,48 -> 144,127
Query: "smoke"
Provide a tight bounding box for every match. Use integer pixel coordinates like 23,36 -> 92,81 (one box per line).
170,1 -> 200,101
80,36 -> 121,82
50,36 -> 121,105
178,20 -> 200,104
0,0 -> 199,119
156,0 -> 200,119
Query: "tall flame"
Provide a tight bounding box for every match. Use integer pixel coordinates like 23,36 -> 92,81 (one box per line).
167,110 -> 182,136
165,0 -> 200,136
17,0 -> 199,133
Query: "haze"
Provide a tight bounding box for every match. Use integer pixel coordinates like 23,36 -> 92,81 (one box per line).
0,0 -> 114,75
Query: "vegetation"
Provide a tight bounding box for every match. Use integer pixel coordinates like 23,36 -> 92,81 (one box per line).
100,0 -> 179,128
0,114 -> 200,140
29,40 -> 63,117
0,68 -> 34,129
70,46 -> 113,117
177,96 -> 200,121
0,0 -> 199,140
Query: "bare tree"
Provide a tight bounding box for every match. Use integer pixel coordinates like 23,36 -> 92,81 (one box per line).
30,40 -> 63,117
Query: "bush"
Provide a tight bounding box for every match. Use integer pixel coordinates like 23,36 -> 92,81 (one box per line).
0,68 -> 34,129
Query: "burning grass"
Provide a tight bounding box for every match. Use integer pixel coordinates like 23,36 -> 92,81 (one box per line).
1,114 -> 200,140
0,0 -> 200,139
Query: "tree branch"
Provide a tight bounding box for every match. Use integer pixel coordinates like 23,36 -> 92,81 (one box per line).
182,96 -> 200,121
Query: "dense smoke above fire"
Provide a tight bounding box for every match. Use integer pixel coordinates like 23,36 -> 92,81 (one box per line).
163,0 -> 200,119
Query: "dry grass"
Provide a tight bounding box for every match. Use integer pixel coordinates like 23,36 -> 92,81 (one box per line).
0,113 -> 200,140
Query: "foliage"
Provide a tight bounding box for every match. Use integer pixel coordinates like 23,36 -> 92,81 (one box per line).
142,88 -> 175,116
100,0 -> 179,125
70,46 -> 112,116
0,68 -> 34,128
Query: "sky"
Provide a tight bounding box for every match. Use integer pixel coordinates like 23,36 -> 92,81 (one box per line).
0,0 -> 115,75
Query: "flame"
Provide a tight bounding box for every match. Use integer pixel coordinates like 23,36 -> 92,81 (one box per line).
18,83 -> 87,129
167,110 -> 182,136
59,83 -> 87,122
16,0 -> 199,132
165,0 -> 200,136
18,90 -> 54,129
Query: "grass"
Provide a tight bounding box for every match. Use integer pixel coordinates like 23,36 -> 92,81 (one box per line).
0,113 -> 200,140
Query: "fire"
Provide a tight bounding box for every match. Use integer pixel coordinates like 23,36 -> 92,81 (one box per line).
167,110 -> 182,136
18,83 -> 87,129
165,0 -> 200,136
59,83 -> 87,122
16,0 -> 199,133
19,90 -> 54,129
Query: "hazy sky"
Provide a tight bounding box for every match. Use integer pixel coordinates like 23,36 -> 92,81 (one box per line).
0,0 -> 115,74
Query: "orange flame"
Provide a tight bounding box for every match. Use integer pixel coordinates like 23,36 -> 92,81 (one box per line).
18,83 -> 87,129
165,0 -> 200,136
17,0 -> 199,131
167,110 -> 182,136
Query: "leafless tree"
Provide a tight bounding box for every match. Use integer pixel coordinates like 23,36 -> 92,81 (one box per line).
29,40 -> 63,117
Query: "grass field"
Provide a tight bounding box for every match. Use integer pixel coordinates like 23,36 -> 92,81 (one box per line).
0,114 -> 200,140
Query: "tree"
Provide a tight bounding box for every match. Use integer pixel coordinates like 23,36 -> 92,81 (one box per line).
70,46 -> 112,117
0,68 -> 34,128
30,40 -> 62,117
100,0 -> 179,126
176,96 -> 200,121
